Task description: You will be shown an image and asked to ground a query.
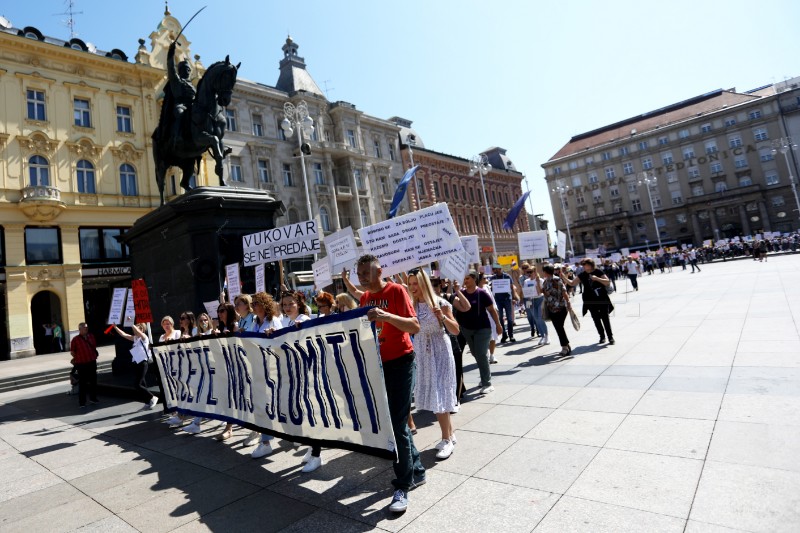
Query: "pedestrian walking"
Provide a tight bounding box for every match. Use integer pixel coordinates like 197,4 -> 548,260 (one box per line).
521,266 -> 549,346
689,249 -> 702,273
490,263 -> 517,343
562,258 -> 615,344
455,271 -> 502,394
542,264 -> 573,357
623,257 -> 641,291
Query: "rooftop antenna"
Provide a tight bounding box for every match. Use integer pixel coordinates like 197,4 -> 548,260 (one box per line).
54,0 -> 83,39
322,80 -> 335,100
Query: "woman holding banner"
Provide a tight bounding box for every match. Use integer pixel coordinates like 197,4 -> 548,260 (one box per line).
112,323 -> 159,410
408,269 -> 460,459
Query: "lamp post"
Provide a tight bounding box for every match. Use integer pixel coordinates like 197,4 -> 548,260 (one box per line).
469,155 -> 497,262
280,100 -> 314,222
772,137 -> 800,228
638,171 -> 663,251
405,134 -> 422,209
551,183 -> 574,258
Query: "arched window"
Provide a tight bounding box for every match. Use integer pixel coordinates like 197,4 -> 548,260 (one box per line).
319,206 -> 331,232
288,208 -> 300,224
29,155 -> 50,186
76,160 -> 96,193
120,163 -> 137,196
715,182 -> 728,193
361,208 -> 369,227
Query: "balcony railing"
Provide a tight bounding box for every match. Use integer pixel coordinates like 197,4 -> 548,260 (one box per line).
336,186 -> 353,197
18,185 -> 66,222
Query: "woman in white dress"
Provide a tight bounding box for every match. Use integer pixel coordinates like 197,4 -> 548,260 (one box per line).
408,268 -> 460,460
478,274 -> 500,364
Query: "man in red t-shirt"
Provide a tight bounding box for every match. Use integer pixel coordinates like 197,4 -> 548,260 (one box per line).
69,322 -> 99,408
357,254 -> 423,514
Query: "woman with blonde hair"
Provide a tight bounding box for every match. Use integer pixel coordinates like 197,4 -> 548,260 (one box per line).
407,268 -> 460,460
235,294 -> 255,332
335,292 -> 358,312
196,313 -> 214,335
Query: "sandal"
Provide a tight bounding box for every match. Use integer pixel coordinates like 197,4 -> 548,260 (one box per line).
214,429 -> 233,441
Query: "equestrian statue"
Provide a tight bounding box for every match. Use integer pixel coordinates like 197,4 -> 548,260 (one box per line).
152,38 -> 240,205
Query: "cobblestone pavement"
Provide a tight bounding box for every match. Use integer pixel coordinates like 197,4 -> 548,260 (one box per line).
1,255 -> 799,532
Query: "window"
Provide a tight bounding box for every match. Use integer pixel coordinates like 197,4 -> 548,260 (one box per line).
230,157 -> 243,182
434,182 -> 441,199
704,142 -> 717,154
468,187 -> 473,202
381,177 -> 390,196
623,162 -> 634,175
346,129 -> 357,148
319,206 -> 331,232
666,172 -> 677,183
651,195 -> 662,207
257,159 -> 270,183
715,182 -> 728,193
658,136 -> 669,145
585,156 -> 594,165
453,185 -> 459,200
252,114 -> 264,137
491,190 -> 496,203
388,143 -> 395,161
748,110 -> 762,120
602,151 -> 612,161
313,162 -> 324,185
679,129 -> 690,139
676,213 -> 687,223
671,191 -> 683,205
642,157 -> 653,170
739,176 -> 753,187
610,186 -> 620,197
724,117 -> 736,127
27,89 -> 46,121
753,128 -> 768,142
29,155 -> 50,186
710,162 -> 723,173
553,167 -> 562,175
120,164 -> 137,195
354,169 -> 365,190
728,136 -> 742,148
627,182 -> 637,193
692,185 -> 704,197
79,228 -> 127,262
662,152 -> 674,165
596,207 -> 606,216
373,139 -> 382,158
631,199 -> 642,212
25,227 -> 61,264
592,190 -> 603,203
772,196 -> 785,207
361,208 -> 369,227
638,141 -> 648,151
442,182 -> 450,199
569,161 -> 578,170
576,192 -> 585,205
683,147 -> 695,160
73,98 -> 91,127
613,202 -> 622,213
572,176 -> 582,187
656,217 -> 667,228
701,123 -> 712,133
734,156 -> 748,169
225,109 -> 237,131
116,105 -> 132,133
278,119 -> 287,140
457,215 -> 464,231
765,172 -> 779,185
76,160 -> 96,193
604,167 -> 616,179
579,210 -> 588,220
619,146 -> 629,156
589,173 -> 598,183
759,148 -> 774,162
746,202 -> 758,212
282,163 -> 293,186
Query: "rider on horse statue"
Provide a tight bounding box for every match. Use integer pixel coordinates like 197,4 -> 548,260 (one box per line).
167,41 -> 196,143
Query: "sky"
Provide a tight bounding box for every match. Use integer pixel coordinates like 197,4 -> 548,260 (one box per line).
3,0 -> 799,237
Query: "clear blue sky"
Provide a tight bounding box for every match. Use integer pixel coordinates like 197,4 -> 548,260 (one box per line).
4,0 -> 799,234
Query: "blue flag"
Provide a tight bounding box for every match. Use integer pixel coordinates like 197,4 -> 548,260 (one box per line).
502,191 -> 531,231
388,165 -> 419,218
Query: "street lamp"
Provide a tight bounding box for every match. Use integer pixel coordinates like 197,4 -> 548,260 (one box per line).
469,155 -> 497,262
551,183 -> 574,258
772,137 -> 800,228
280,100 -> 314,222
405,134 -> 422,209
638,171 -> 663,250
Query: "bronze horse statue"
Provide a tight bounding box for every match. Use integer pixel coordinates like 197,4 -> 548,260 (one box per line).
152,44 -> 240,205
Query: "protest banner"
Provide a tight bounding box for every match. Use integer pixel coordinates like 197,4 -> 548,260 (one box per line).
151,308 -> 396,459
358,203 -> 463,277
107,288 -> 128,325
703,239 -> 713,247
610,252 -> 622,263
557,231 -> 567,259
518,231 -> 549,259
226,263 -> 241,301
243,220 -> 321,266
323,227 -> 359,272
460,235 -> 480,264
255,263 -> 265,294
312,256 -> 333,288
131,279 -> 153,324
123,288 -> 135,327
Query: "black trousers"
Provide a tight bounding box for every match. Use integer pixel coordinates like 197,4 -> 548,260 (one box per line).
134,361 -> 154,403
455,333 -> 467,399
549,308 -> 570,347
75,361 -> 98,406
589,307 -> 613,339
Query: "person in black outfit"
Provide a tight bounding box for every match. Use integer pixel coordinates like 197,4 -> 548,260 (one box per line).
562,258 -> 615,344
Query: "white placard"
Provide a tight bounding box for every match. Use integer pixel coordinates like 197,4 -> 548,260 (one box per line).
225,263 -> 241,301
755,233 -> 763,240
242,220 -> 321,266
610,253 -> 622,262
312,256 -> 333,288
460,235 -> 480,264
557,231 -> 567,259
492,278 -> 511,294
255,263 -> 265,294
482,265 -> 493,276
621,247 -> 630,257
358,203 -> 462,277
203,301 -> 219,319
323,227 -> 359,272
522,286 -> 536,298
518,230 -> 550,260
440,248 -> 470,282
107,287 -> 128,325
123,288 -> 135,327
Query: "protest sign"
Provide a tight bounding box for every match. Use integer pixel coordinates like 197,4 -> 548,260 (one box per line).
621,247 -> 630,257
610,253 -> 622,263
255,263 -> 265,294
557,231 -> 567,259
107,288 -> 128,325
440,248 -> 470,282
518,231 -> 550,259
131,279 -> 153,324
482,265 -> 493,275
243,220 -> 320,266
460,235 -> 480,264
522,286 -> 536,298
123,289 -> 135,327
226,263 -> 241,301
492,279 -> 511,294
323,227 -> 359,272
312,256 -> 333,288
203,301 -> 219,320
703,239 -> 713,247
755,233 -> 763,240
151,308 -> 396,459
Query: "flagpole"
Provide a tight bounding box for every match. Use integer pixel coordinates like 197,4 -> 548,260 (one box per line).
523,177 -> 536,229
407,141 -> 421,211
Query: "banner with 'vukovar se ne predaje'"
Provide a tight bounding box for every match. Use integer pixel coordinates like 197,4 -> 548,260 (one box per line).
151,308 -> 397,459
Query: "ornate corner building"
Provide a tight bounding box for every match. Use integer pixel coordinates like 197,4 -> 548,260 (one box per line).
543,80 -> 800,255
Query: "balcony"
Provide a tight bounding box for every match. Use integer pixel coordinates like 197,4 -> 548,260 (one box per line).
315,183 -> 331,195
18,185 -> 66,222
336,185 -> 353,198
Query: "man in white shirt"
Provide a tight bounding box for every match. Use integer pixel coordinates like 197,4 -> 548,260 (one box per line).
623,258 -> 640,291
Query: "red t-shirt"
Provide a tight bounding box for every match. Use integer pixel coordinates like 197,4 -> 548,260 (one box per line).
360,281 -> 416,362
70,333 -> 98,364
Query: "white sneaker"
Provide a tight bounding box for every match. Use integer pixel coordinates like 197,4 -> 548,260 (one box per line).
489,354 -> 497,364
147,396 -> 159,409
450,403 -> 460,414
451,433 -> 458,445
480,385 -> 495,395
182,421 -> 202,434
301,455 -> 323,472
251,442 -> 274,459
435,439 -> 455,459
301,448 -> 313,463
542,335 -> 550,345
165,415 -> 182,425
243,431 -> 260,446
434,439 -> 449,451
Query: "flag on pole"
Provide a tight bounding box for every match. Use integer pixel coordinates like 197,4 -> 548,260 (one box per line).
388,165 -> 419,218
502,191 -> 531,230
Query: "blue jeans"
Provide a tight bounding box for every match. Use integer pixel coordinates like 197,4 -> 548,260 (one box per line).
383,354 -> 424,491
494,296 -> 515,338
526,298 -> 547,337
461,327 -> 492,387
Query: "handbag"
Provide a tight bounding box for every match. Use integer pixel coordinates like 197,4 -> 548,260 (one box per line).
569,307 -> 581,331
606,283 -> 615,294
541,304 -> 550,322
